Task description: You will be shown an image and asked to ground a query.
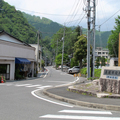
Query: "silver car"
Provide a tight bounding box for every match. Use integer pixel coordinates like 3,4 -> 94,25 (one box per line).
68,66 -> 80,73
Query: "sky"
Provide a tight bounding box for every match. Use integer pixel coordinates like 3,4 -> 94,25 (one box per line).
4,0 -> 120,31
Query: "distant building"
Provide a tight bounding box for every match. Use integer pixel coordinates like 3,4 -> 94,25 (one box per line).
0,31 -> 35,80
95,47 -> 110,59
109,57 -> 118,66
30,44 -> 42,71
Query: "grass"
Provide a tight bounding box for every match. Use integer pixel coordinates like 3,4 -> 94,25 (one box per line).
85,83 -> 92,87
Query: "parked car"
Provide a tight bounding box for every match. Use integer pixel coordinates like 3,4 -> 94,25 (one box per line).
68,66 -> 80,73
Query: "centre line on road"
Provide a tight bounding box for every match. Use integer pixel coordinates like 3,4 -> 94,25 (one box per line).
31,89 -> 73,108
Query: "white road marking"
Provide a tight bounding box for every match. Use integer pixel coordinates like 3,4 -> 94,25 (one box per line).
59,110 -> 112,114
31,89 -> 73,108
46,81 -> 68,83
15,84 -> 31,87
43,69 -> 49,78
40,114 -> 120,120
36,85 -> 52,89
26,85 -> 41,87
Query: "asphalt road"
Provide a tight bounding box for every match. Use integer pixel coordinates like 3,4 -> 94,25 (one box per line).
0,66 -> 120,120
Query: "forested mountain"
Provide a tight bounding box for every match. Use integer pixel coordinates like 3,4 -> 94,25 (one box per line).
0,0 -> 37,44
0,0 -> 111,49
82,28 -> 111,48
22,12 -> 63,38
95,31 -> 111,48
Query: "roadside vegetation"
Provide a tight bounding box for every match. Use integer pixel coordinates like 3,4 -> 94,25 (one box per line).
80,67 -> 101,80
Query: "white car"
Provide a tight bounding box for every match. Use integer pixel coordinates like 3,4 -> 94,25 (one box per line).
68,66 -> 80,73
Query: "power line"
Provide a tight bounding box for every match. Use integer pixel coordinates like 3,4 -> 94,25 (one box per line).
100,9 -> 120,26
64,0 -> 78,23
16,7 -> 81,16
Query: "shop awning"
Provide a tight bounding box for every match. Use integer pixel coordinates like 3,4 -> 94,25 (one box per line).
15,58 -> 31,64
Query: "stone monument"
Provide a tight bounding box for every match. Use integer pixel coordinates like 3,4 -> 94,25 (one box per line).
100,66 -> 120,94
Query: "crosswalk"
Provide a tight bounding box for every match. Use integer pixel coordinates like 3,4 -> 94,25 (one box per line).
0,83 -> 52,89
39,109 -> 120,120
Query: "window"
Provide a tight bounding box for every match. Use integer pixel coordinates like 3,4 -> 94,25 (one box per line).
98,52 -> 101,54
102,52 -> 105,54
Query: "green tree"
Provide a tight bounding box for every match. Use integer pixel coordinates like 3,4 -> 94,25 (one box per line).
95,57 -> 100,68
55,53 -> 69,67
70,58 -> 79,68
101,57 -> 106,66
0,0 -> 37,44
107,15 -> 120,57
73,34 -> 87,69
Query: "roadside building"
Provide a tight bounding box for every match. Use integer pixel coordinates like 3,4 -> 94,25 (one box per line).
95,47 -> 110,59
30,44 -> 42,72
0,31 -> 35,80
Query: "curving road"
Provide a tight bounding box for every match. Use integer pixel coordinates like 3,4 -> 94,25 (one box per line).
0,66 -> 120,120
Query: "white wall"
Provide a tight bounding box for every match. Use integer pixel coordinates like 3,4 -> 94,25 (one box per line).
0,36 -> 35,80
0,40 -> 35,61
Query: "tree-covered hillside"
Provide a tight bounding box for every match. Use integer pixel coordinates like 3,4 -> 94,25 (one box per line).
22,12 -> 63,38
95,31 -> 111,48
82,28 -> 111,48
0,0 -> 37,44
0,0 -> 111,49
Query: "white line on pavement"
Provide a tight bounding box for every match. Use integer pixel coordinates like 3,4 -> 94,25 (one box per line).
31,89 -> 73,108
59,110 -> 112,114
40,114 -> 120,120
25,85 -> 41,87
15,84 -> 31,87
43,68 -> 49,78
36,85 -> 52,89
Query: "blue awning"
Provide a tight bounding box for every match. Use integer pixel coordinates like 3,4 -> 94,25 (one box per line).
15,58 -> 31,64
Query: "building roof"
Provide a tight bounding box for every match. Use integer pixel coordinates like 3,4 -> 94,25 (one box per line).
0,30 -> 31,47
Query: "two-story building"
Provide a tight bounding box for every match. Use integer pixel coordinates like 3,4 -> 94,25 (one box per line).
30,44 -> 42,72
0,31 -> 35,80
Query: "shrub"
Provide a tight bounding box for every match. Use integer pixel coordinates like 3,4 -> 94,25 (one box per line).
80,67 -> 87,76
80,67 -> 101,79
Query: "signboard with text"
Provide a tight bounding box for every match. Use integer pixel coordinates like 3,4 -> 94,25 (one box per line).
101,66 -> 120,80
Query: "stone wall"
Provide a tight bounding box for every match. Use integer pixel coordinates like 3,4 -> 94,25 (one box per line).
99,78 -> 120,94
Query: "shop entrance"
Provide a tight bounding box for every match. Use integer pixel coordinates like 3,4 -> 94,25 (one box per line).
0,64 -> 10,80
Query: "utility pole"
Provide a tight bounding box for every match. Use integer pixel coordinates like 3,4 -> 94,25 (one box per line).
61,25 -> 65,72
37,31 -> 39,74
118,33 -> 120,66
55,39 -> 58,69
92,0 -> 96,77
87,0 -> 91,78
